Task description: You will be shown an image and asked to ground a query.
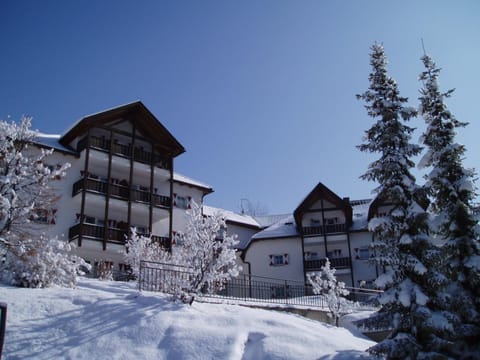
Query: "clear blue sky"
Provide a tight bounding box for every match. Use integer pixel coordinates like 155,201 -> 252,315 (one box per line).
1,1 -> 479,214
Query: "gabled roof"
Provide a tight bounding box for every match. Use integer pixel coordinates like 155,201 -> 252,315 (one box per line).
367,189 -> 429,220
203,206 -> 260,228
293,182 -> 353,227
173,173 -> 214,194
59,101 -> 185,158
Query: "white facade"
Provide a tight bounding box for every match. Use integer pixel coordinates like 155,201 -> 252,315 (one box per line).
31,102 -> 212,271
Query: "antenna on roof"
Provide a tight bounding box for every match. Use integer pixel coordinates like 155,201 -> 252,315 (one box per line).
240,198 -> 248,215
421,38 -> 427,56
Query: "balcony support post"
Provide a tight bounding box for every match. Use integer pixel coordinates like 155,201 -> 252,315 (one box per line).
320,198 -> 329,258
78,130 -> 91,247
103,129 -> 114,251
127,122 -> 136,232
149,141 -> 154,234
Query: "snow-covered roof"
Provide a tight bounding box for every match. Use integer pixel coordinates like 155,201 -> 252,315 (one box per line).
61,100 -> 142,137
251,215 -> 299,241
254,214 -> 292,228
203,205 -> 260,228
349,199 -> 372,231
173,172 -> 213,193
32,133 -> 78,155
246,198 -> 373,247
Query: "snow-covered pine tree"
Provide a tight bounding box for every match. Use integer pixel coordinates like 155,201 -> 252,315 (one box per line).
357,43 -> 454,358
307,258 -> 350,327
419,53 -> 480,357
172,201 -> 240,304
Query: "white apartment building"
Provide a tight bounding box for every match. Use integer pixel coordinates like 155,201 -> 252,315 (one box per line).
32,101 -> 212,271
29,101 -> 387,288
235,182 -> 380,288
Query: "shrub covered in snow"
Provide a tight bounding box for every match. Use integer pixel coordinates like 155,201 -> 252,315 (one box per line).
0,234 -> 90,288
124,228 -> 172,278
307,258 -> 350,326
172,201 -> 240,303
0,116 -> 83,288
125,201 -> 240,304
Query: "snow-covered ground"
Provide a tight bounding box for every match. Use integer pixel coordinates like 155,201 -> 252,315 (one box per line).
0,278 -> 376,359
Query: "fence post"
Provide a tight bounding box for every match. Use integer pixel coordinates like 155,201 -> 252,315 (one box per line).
0,302 -> 7,359
284,280 -> 288,306
138,261 -> 143,292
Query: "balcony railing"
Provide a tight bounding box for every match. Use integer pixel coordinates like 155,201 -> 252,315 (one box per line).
69,223 -> 171,247
72,178 -> 170,208
77,135 -> 171,170
69,223 -> 128,243
302,223 -> 347,236
304,257 -> 351,270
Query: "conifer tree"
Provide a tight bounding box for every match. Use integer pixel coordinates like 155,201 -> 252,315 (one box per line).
418,53 -> 480,357
358,43 -> 454,358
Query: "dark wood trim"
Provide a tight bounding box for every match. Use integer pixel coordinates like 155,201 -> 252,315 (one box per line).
59,101 -> 185,158
78,130 -> 90,247
103,129 -> 114,251
320,198 -> 329,258
149,140 -> 154,233
302,206 -> 345,213
168,159 -> 174,249
347,232 -> 354,287
127,122 -> 135,230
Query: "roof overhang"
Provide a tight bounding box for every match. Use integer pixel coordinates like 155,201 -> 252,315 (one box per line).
293,182 -> 353,227
59,101 -> 185,158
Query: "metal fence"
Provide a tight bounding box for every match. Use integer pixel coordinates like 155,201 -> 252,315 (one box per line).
138,260 -> 381,309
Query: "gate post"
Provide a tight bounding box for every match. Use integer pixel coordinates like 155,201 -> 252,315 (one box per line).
0,302 -> 7,358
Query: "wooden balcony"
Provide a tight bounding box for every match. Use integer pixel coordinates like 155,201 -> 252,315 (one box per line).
77,135 -> 171,170
72,178 -> 170,208
69,223 -> 171,249
304,257 -> 351,270
302,223 -> 346,236
69,223 -> 128,244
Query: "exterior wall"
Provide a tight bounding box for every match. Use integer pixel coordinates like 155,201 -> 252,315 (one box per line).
25,115 -> 211,270
244,237 -> 304,282
350,231 -> 378,288
171,182 -> 207,236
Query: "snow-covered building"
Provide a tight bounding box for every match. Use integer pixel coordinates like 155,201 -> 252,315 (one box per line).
32,101 -> 213,270
30,102 -> 381,288
236,183 -> 380,288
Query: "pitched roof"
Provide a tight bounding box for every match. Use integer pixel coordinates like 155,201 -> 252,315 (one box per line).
203,205 -> 260,228
32,133 -> 78,155
251,215 -> 298,240
173,173 -> 213,194
59,101 -> 185,158
293,182 -> 353,227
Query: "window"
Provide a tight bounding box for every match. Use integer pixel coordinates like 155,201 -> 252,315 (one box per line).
30,208 -> 49,224
30,208 -> 57,225
358,280 -> 375,289
84,216 -> 96,225
174,194 -> 191,209
356,247 -> 370,260
310,219 -> 321,227
325,217 -> 338,225
305,252 -> 319,260
269,254 -> 289,266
